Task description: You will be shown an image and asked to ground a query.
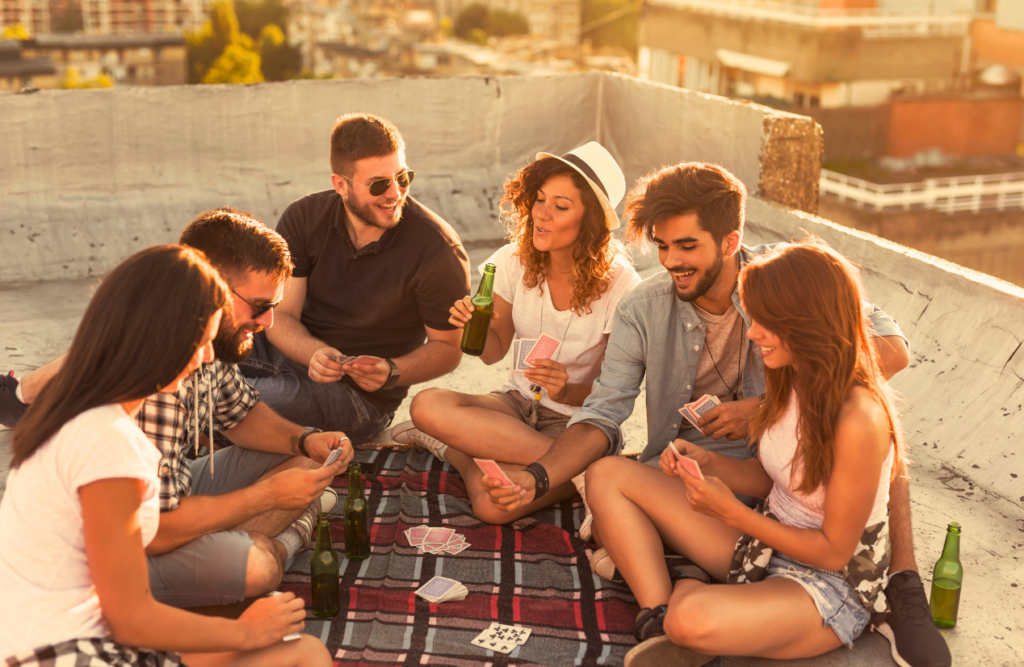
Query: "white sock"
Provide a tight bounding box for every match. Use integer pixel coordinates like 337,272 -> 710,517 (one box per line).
276,527 -> 304,560
15,382 -> 26,404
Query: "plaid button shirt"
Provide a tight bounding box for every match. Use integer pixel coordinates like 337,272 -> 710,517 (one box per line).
136,360 -> 258,512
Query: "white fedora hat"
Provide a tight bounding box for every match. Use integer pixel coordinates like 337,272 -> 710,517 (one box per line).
536,141 -> 625,230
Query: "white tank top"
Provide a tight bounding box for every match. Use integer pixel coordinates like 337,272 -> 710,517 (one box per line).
761,391 -> 893,530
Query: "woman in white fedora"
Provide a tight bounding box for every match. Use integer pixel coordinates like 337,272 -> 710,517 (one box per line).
393,142 -> 641,526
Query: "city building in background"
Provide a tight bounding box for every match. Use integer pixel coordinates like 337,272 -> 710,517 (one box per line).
637,0 -> 1024,286
0,0 -> 208,34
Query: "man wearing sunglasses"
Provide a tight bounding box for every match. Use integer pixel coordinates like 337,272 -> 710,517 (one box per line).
241,113 -> 471,441
2,209 -> 355,609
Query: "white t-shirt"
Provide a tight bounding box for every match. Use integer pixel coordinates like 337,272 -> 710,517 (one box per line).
0,404 -> 162,659
482,244 -> 642,416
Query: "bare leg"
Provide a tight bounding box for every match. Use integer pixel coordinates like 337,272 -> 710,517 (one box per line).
18,352 -> 68,403
443,447 -> 576,525
586,456 -> 741,608
181,634 -> 332,667
234,456 -> 321,536
243,533 -> 286,597
411,388 -> 553,464
665,578 -> 843,659
887,474 -> 918,573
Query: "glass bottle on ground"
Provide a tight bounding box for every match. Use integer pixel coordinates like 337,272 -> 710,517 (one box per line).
310,512 -> 340,618
930,521 -> 963,629
344,462 -> 371,561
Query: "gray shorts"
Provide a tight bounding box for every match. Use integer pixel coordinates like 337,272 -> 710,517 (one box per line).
148,446 -> 292,608
489,389 -> 571,439
766,552 -> 870,649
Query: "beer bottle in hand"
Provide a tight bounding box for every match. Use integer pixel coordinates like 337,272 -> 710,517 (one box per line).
460,263 -> 496,356
344,463 -> 371,561
310,513 -> 340,618
930,522 -> 963,628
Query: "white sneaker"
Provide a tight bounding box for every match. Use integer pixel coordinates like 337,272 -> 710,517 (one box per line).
292,487 -> 338,551
573,472 -> 594,542
391,419 -> 448,461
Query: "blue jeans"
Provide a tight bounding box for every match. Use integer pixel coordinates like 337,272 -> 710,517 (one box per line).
240,333 -> 393,443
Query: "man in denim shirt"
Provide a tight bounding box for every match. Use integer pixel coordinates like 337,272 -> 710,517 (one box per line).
486,163 -> 949,667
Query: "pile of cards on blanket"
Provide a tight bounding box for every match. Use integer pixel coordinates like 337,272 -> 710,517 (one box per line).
512,333 -> 561,372
415,576 -> 468,603
471,622 -> 532,654
678,393 -> 721,428
404,526 -> 470,555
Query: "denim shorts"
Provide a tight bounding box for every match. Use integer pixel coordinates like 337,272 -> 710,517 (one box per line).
766,552 -> 870,649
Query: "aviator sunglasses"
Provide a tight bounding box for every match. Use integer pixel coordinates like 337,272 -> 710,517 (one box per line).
339,169 -> 415,197
232,289 -> 281,320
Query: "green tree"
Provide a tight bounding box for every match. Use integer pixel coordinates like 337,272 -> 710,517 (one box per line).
485,9 -> 529,37
54,1 -> 84,32
581,0 -> 638,53
1,23 -> 31,40
203,41 -> 263,84
455,3 -> 488,40
258,24 -> 301,81
236,0 -> 289,40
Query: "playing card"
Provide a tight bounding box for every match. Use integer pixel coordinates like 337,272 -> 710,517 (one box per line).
326,353 -> 358,366
474,458 -> 514,487
322,447 -> 344,467
667,442 -> 705,480
416,576 -> 459,600
445,541 -> 470,555
524,333 -> 561,366
407,526 -> 429,546
472,635 -> 516,654
513,338 -> 538,371
423,527 -> 455,547
679,394 -> 721,428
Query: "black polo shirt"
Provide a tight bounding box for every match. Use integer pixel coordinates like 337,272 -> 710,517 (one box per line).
276,189 -> 470,412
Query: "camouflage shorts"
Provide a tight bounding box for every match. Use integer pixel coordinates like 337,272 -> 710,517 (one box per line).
766,552 -> 870,649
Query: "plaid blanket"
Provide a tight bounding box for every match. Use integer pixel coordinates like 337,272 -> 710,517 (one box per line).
281,446 -> 639,666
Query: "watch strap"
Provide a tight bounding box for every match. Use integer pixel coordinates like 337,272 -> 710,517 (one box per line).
297,427 -> 322,457
381,358 -> 401,391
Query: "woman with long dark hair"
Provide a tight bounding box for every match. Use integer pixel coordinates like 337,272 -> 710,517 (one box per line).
0,246 -> 331,666
585,240 -> 904,666
391,143 -> 641,524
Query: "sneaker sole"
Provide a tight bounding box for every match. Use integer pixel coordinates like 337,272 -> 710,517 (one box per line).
875,622 -> 914,667
623,636 -> 715,667
390,420 -> 417,444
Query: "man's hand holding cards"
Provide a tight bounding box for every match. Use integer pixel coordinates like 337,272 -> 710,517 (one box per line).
679,394 -> 721,430
475,459 -> 515,488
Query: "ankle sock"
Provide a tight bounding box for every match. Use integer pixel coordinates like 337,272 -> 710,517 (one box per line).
15,382 -> 25,404
276,526 -> 304,560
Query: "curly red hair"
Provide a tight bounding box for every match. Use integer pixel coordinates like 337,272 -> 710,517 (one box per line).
500,157 -> 627,315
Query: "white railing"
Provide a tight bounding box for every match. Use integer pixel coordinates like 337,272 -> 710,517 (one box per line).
820,169 -> 1024,215
650,0 -> 971,37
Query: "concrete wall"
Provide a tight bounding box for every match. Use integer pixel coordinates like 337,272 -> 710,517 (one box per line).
0,73 -> 820,283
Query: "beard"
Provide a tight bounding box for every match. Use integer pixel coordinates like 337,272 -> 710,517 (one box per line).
212,320 -> 262,364
669,248 -> 725,303
345,192 -> 405,230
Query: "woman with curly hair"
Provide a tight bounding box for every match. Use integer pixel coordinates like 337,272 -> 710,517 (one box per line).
393,142 -> 641,524
585,239 -> 904,666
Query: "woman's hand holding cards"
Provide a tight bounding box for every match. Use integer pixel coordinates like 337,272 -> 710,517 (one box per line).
523,358 -> 569,402
237,591 -> 306,649
678,470 -> 744,526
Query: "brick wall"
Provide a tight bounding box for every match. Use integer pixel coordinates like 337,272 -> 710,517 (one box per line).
887,95 -> 1024,158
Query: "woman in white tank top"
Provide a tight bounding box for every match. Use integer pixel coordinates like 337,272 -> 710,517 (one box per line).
586,240 -> 905,666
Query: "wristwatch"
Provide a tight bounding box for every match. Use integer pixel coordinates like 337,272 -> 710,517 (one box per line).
380,358 -> 401,391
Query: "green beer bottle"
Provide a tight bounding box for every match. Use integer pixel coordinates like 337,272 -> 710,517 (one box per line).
310,512 -> 340,618
460,263 -> 496,356
930,522 -> 963,628
344,463 -> 371,561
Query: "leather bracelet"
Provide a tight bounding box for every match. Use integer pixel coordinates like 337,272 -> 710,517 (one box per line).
297,427 -> 322,458
525,462 -> 550,499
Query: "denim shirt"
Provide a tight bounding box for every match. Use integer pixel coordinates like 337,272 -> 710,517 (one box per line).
566,243 -> 907,464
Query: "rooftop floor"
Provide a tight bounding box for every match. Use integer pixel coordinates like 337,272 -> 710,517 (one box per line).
1,73 -> 1022,666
